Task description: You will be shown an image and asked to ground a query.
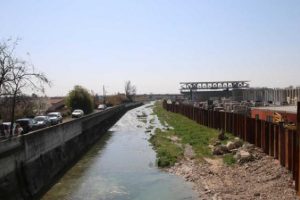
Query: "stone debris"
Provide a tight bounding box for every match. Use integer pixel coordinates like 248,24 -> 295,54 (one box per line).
168,145 -> 298,200
212,145 -> 229,155
217,129 -> 227,141
167,136 -> 298,200
235,150 -> 254,164
225,141 -> 235,151
226,139 -> 243,150
212,140 -> 221,146
184,144 -> 196,159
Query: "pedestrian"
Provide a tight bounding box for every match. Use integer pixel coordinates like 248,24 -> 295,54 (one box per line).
15,123 -> 23,136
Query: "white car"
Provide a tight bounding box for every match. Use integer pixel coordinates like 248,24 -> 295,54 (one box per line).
72,109 -> 84,118
97,104 -> 107,111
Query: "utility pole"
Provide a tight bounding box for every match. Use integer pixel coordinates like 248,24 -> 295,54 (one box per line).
103,85 -> 106,104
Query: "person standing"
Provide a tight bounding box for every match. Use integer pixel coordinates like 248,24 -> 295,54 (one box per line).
14,123 -> 23,136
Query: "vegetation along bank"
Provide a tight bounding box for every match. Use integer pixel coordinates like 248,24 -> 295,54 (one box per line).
150,101 -> 298,199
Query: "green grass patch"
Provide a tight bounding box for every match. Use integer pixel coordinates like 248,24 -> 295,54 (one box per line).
153,102 -> 219,159
210,132 -> 235,145
149,129 -> 183,167
223,154 -> 236,166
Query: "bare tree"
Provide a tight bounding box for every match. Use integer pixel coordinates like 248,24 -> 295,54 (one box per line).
0,39 -> 50,136
124,80 -> 136,102
0,38 -> 17,96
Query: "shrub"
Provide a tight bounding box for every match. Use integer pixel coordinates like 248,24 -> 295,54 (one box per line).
65,85 -> 94,114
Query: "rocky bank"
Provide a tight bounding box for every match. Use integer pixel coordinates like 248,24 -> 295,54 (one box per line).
168,142 -> 298,200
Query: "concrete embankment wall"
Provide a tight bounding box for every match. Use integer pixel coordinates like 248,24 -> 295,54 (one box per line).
0,103 -> 141,200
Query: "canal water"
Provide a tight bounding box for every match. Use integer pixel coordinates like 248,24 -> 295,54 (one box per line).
42,103 -> 197,200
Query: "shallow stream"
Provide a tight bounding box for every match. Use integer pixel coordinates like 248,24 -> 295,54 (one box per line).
42,103 -> 197,200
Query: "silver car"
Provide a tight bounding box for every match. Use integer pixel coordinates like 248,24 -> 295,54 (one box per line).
97,104 -> 107,111
34,116 -> 51,129
71,109 -> 84,118
47,112 -> 63,125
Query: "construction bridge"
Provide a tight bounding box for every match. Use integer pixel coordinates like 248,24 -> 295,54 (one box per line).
180,81 -> 250,92
180,81 -> 250,101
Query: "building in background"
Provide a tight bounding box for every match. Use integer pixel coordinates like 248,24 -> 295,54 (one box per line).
180,81 -> 300,106
180,81 -> 250,101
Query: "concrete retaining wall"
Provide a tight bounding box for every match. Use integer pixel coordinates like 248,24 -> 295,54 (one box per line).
0,103 -> 141,200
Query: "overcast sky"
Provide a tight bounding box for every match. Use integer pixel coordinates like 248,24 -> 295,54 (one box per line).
1,0 -> 300,96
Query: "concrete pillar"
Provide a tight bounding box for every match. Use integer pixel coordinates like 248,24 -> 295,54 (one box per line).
289,89 -> 292,104
276,89 -> 278,103
274,89 -> 276,104
277,89 -> 279,103
293,89 -> 295,104
278,89 -> 282,103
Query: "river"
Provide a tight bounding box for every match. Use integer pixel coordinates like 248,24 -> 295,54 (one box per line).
42,103 -> 197,200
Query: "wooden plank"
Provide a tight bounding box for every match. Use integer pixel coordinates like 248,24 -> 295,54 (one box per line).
261,121 -> 266,152
285,128 -> 289,170
265,122 -> 270,155
294,130 -> 299,191
279,126 -> 286,167
269,123 -> 274,157
244,117 -> 247,141
296,102 -> 300,193
255,119 -> 258,146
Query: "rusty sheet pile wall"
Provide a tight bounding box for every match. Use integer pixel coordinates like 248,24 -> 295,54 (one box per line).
163,101 -> 300,194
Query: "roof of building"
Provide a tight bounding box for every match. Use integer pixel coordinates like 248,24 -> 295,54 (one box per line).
251,105 -> 297,114
48,97 -> 64,105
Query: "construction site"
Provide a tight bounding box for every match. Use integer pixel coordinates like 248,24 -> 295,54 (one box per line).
179,81 -> 300,128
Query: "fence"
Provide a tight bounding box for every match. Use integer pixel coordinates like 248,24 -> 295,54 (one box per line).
163,101 -> 300,194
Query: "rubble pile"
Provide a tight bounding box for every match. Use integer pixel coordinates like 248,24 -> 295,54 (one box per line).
167,132 -> 298,199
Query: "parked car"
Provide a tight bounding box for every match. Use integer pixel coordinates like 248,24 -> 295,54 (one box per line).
16,118 -> 37,134
72,109 -> 84,118
33,116 -> 51,129
97,104 -> 107,111
47,112 -> 63,125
